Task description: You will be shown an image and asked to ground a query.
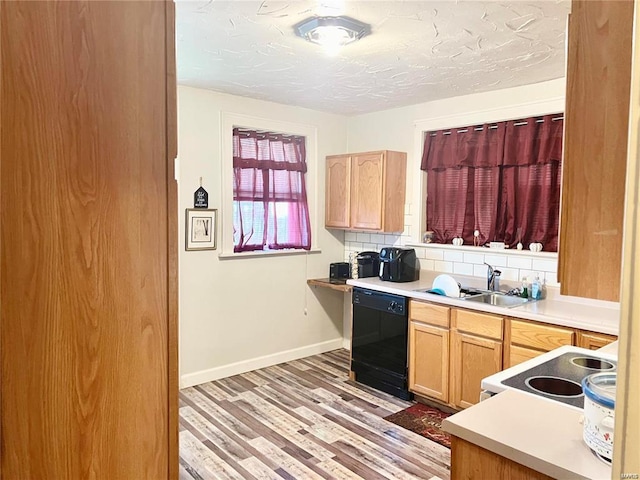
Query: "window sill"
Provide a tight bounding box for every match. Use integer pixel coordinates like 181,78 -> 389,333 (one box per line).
405,242 -> 558,258
218,248 -> 322,260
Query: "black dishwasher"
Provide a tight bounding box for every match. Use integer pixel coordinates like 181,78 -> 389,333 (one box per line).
351,287 -> 412,400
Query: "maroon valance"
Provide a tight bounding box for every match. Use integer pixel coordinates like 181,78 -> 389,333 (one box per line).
421,123 -> 506,170
502,115 -> 564,166
421,114 -> 564,171
233,128 -> 307,173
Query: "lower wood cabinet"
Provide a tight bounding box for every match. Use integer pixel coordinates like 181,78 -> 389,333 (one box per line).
450,332 -> 502,409
509,344 -> 543,366
451,436 -> 554,480
409,321 -> 450,402
504,318 -> 574,368
408,301 -> 617,410
576,331 -> 617,350
450,317 -> 503,410
408,301 -> 450,402
504,318 -> 617,368
409,302 -> 503,409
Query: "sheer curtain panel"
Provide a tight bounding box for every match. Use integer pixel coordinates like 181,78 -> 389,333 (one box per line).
233,128 -> 311,252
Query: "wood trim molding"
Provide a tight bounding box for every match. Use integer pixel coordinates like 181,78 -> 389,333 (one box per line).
165,1 -> 179,478
613,1 -> 640,475
503,317 -> 512,368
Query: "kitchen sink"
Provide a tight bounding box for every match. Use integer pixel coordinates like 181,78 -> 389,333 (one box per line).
413,284 -> 535,308
463,292 -> 533,308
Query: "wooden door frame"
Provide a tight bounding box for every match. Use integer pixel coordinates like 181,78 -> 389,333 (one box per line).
165,1 -> 179,478
613,1 -> 640,475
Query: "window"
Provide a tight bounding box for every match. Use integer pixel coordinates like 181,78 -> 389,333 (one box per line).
420,114 -> 563,251
232,128 -> 311,252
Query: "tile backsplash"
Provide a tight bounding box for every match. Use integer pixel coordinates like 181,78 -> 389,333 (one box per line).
343,203 -> 559,286
343,205 -> 559,287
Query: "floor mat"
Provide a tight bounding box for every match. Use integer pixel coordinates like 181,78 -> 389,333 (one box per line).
383,403 -> 452,449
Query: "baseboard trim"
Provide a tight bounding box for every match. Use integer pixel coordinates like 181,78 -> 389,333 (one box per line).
342,338 -> 351,350
180,338 -> 344,388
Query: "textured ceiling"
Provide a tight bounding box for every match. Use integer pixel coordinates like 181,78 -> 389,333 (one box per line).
176,1 -> 570,115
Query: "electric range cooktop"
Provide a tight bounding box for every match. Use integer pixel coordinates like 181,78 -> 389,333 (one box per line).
481,346 -> 617,410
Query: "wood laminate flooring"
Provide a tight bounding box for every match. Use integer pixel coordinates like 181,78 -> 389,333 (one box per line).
179,349 -> 450,480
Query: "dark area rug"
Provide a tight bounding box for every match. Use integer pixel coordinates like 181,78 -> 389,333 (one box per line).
383,403 -> 452,448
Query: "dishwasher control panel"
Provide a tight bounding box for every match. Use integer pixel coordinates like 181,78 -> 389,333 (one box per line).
352,287 -> 407,315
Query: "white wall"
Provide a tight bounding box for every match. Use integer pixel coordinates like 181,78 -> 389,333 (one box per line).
344,79 -> 567,286
178,86 -> 348,387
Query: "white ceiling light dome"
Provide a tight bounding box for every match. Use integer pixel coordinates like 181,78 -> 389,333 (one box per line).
294,16 -> 371,55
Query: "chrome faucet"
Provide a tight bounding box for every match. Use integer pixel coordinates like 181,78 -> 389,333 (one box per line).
484,262 -> 501,291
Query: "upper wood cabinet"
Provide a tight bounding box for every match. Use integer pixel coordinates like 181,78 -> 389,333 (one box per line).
325,156 -> 351,228
325,150 -> 407,232
558,0 -> 634,301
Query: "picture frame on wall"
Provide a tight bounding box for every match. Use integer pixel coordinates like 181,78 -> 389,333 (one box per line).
185,208 -> 217,251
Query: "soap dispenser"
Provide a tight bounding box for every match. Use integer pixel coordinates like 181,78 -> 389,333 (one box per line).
531,274 -> 542,300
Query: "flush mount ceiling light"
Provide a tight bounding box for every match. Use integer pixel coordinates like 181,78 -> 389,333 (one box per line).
294,16 -> 371,54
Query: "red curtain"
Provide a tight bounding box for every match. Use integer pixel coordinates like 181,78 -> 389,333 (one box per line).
497,116 -> 563,250
421,115 -> 563,250
233,128 -> 311,252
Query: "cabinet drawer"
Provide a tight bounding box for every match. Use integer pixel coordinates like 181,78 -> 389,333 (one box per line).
511,319 -> 574,351
577,331 -> 617,350
452,309 -> 503,340
410,300 -> 450,328
509,345 -> 544,367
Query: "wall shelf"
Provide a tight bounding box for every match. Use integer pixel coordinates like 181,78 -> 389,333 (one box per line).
307,278 -> 352,293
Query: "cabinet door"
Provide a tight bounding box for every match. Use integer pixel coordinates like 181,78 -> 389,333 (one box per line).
409,321 -> 450,402
577,331 -> 617,350
325,155 -> 351,228
350,152 -> 384,230
381,150 -> 407,233
558,0 -> 634,301
451,331 -> 502,409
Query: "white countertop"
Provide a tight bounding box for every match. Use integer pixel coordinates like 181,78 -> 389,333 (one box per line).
347,272 -> 620,335
441,389 -> 612,479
